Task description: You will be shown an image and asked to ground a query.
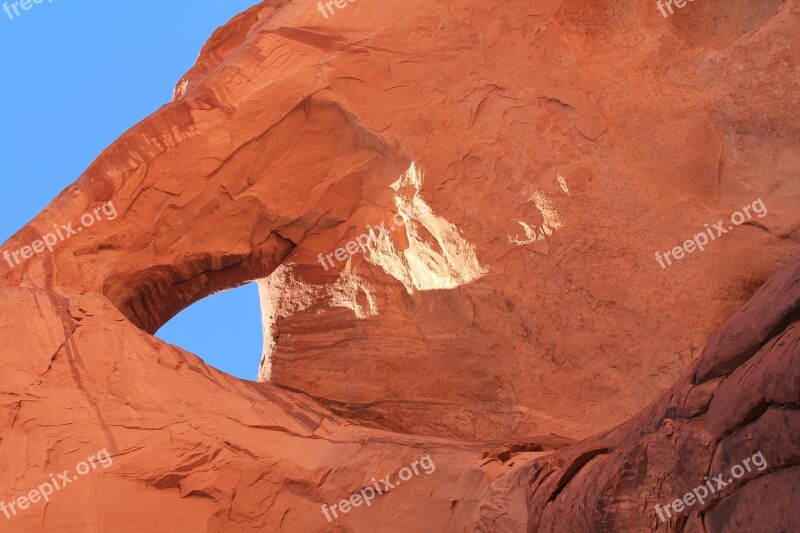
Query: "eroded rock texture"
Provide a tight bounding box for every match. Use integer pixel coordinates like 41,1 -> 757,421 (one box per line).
0,0 -> 798,531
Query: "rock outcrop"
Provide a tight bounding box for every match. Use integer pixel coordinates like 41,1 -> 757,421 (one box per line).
0,0 -> 797,531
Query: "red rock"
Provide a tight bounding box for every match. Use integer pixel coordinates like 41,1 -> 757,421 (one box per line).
0,0 -> 798,531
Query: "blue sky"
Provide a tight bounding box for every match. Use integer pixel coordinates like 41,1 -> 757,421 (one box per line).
0,0 -> 262,380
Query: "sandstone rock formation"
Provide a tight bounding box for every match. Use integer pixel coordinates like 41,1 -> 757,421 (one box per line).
0,0 -> 798,531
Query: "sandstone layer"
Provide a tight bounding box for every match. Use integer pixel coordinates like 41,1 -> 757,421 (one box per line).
0,0 -> 798,531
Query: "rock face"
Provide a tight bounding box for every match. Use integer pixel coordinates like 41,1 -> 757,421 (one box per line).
0,0 -> 798,531
516,255 -> 800,532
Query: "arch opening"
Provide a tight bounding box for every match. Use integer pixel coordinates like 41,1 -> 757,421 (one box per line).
155,282 -> 264,380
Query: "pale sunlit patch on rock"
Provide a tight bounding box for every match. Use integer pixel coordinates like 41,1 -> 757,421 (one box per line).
367,163 -> 489,293
557,174 -> 570,195
507,190 -> 564,245
328,259 -> 379,319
